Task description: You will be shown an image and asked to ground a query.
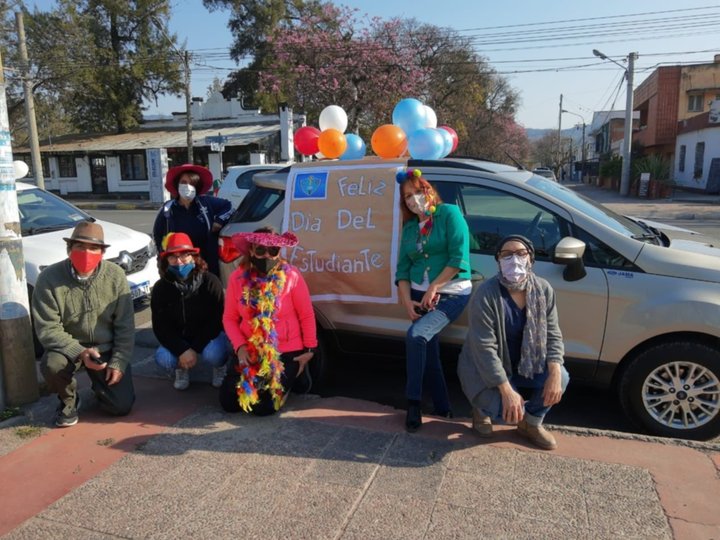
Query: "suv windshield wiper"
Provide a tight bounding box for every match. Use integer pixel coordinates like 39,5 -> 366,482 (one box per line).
25,224 -> 73,235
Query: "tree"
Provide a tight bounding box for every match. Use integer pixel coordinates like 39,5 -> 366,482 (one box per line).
258,5 -> 428,133
4,0 -> 183,138
202,0 -> 323,106
532,132 -> 571,172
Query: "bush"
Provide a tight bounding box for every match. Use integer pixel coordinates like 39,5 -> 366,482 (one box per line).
633,154 -> 672,184
600,156 -> 622,179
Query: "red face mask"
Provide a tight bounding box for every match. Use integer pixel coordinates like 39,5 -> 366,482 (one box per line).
69,250 -> 103,274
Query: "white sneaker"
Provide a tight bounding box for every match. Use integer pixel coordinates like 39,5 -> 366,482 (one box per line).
212,365 -> 226,388
174,368 -> 190,390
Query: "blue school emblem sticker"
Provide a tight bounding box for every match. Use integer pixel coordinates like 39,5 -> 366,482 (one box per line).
293,172 -> 328,200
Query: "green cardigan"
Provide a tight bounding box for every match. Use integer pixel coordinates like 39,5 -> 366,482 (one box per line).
395,203 -> 471,286
31,259 -> 135,372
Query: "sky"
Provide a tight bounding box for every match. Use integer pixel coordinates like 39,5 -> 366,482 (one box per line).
29,0 -> 720,130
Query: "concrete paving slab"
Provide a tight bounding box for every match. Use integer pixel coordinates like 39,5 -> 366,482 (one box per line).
343,493 -> 432,540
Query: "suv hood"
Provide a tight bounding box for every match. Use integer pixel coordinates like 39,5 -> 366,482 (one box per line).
636,232 -> 720,282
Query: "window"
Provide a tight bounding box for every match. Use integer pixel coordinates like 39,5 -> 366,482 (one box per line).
229,185 -> 284,223
694,142 -> 705,178
57,156 -> 77,177
679,145 -> 686,172
119,152 -> 147,180
688,94 -> 704,112
572,227 -> 637,270
435,183 -> 565,261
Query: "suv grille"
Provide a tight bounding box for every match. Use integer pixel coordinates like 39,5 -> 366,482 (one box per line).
109,246 -> 152,275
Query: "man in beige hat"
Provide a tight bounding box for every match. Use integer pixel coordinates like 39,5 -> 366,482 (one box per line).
32,221 -> 136,427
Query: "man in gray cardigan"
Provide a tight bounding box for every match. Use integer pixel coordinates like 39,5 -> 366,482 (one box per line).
457,235 -> 569,450
32,222 -> 136,427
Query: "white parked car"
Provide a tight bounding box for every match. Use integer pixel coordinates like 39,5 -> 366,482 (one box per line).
216,164 -> 289,209
17,182 -> 159,353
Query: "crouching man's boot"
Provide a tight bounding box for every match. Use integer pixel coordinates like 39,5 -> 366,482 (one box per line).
471,408 -> 493,438
517,418 -> 557,450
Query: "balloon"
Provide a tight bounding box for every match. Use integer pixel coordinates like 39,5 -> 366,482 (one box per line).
294,126 -> 321,156
371,124 -> 408,158
317,128 -> 347,159
13,160 -> 29,179
315,151 -> 326,160
436,128 -> 453,157
408,128 -> 445,160
319,105 -> 348,133
340,133 -> 366,160
424,105 -> 437,129
438,125 -> 459,153
392,98 -> 427,136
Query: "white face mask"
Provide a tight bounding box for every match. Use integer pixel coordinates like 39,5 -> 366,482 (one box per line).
178,183 -> 196,200
499,254 -> 529,283
406,193 -> 428,216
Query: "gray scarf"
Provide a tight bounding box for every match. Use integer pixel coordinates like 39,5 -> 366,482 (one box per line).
498,271 -> 548,378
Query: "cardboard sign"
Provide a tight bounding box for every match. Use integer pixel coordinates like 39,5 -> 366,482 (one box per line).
284,160 -> 406,303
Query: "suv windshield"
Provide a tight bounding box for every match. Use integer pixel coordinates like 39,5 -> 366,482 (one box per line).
18,187 -> 93,236
526,177 -> 649,239
229,184 -> 284,223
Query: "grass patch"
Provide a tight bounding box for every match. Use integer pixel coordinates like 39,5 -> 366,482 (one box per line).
97,438 -> 115,447
0,407 -> 22,422
15,425 -> 42,439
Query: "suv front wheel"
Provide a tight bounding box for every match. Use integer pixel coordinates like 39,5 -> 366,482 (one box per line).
620,342 -> 720,440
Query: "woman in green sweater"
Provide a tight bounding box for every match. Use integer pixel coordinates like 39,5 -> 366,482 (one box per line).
395,168 -> 472,432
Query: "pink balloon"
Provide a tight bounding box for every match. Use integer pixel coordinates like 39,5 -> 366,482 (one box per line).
439,125 -> 459,153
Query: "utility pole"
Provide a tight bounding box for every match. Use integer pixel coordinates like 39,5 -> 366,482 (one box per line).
184,50 -> 193,164
619,52 -> 637,197
581,121 -> 587,182
15,11 -> 44,189
0,50 -> 40,409
557,94 -> 563,180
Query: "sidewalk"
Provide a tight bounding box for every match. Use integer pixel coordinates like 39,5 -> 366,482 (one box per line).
1,339 -> 719,539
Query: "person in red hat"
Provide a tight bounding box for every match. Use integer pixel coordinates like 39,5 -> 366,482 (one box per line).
151,232 -> 230,391
219,226 -> 317,416
152,164 -> 232,276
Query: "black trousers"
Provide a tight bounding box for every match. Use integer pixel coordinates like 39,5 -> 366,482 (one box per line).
219,350 -> 301,416
42,350 -> 135,416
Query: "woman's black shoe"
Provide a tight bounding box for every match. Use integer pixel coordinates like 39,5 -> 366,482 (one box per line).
405,402 -> 422,432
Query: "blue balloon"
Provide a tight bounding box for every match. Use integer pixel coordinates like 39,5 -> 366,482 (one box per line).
392,98 -> 427,136
340,133 -> 366,160
408,128 -> 445,160
436,128 -> 453,157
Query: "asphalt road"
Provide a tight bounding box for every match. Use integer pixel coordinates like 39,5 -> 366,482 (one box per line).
93,208 -> 719,438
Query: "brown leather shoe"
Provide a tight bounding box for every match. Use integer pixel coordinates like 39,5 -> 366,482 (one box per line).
472,408 -> 493,438
517,419 -> 557,450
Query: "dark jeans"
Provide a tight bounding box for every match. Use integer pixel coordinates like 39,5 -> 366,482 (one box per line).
219,350 -> 301,416
406,290 -> 470,413
42,350 -> 135,416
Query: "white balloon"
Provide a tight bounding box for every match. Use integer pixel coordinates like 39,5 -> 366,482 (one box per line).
424,105 -> 438,129
13,160 -> 29,179
319,105 -> 348,133
315,150 -> 326,160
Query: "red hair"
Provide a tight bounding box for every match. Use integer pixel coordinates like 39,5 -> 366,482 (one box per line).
399,176 -> 442,222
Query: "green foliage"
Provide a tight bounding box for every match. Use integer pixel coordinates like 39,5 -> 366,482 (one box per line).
600,155 -> 623,179
0,406 -> 21,421
633,154 -> 672,184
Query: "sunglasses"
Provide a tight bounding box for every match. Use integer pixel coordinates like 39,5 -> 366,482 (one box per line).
253,245 -> 281,257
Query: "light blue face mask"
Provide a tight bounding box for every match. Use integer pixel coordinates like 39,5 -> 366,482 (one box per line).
168,262 -> 195,279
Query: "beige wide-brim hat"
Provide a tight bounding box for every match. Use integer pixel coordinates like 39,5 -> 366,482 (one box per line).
63,221 -> 110,248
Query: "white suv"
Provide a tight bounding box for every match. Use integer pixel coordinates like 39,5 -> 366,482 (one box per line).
216,164 -> 289,209
218,158 -> 720,440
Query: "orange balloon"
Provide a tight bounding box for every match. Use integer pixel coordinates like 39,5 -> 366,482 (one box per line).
371,124 -> 408,158
317,129 -> 347,159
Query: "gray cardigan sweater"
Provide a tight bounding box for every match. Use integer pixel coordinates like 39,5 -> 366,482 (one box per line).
31,259 -> 135,372
457,275 -> 564,409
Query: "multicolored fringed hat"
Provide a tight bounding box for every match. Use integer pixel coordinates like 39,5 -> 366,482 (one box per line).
231,230 -> 299,254
395,167 -> 423,184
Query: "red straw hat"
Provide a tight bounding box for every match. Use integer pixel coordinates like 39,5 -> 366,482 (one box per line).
231,230 -> 299,254
161,232 -> 200,257
165,164 -> 213,197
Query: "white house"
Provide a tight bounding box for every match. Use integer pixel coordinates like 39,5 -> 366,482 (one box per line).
674,100 -> 720,192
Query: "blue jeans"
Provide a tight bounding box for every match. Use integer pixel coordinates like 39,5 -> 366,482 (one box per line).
155,332 -> 230,371
406,290 -> 470,413
479,365 -> 570,426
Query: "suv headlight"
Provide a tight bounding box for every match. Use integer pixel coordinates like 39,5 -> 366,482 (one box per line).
147,241 -> 157,257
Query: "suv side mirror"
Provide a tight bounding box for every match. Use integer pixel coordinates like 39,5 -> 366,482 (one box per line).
553,236 -> 587,282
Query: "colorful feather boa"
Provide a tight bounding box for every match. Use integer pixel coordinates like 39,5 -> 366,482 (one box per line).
235,264 -> 288,412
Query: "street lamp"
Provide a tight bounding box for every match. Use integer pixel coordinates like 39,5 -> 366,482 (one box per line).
152,17 -> 193,164
561,109 -> 586,182
592,48 -> 637,196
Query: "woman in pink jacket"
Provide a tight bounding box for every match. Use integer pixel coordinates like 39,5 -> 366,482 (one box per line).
220,227 -> 317,416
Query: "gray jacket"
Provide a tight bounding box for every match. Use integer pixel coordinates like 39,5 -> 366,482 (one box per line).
457,275 -> 564,408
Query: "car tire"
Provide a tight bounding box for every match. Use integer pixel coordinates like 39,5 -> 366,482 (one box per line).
619,342 -> 720,440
